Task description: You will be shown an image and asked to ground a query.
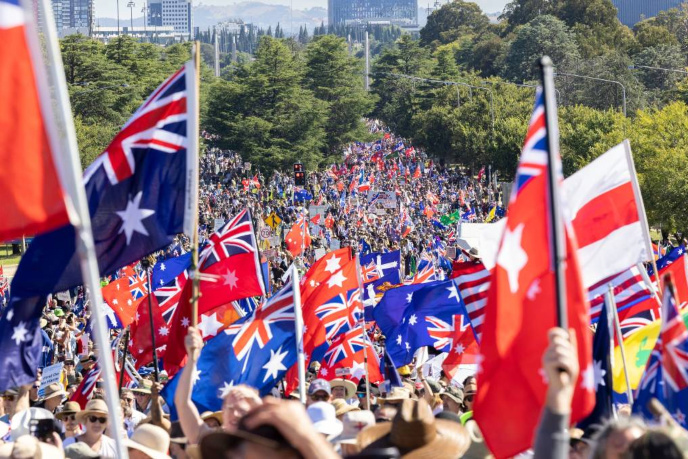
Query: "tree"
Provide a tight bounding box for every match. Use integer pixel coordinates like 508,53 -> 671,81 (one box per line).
420,0 -> 489,48
503,15 -> 580,81
634,21 -> 679,49
304,35 -> 374,153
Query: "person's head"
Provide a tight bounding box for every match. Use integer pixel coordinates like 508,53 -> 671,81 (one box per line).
77,399 -> 109,437
201,411 -> 223,429
121,389 -> 136,411
132,380 -> 153,409
306,379 -> 331,406
221,385 -> 260,431
125,424 -> 170,459
439,386 -> 463,414
624,429 -> 683,459
56,401 -> 81,432
591,417 -> 646,459
330,379 -> 356,401
462,379 -> 477,412
80,355 -> 96,371
64,359 -> 75,373
2,390 -> 17,415
42,383 -> 66,412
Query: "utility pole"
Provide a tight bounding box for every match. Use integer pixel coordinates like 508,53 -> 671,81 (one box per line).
117,0 -> 120,35
127,0 -> 135,34
232,34 -> 237,62
365,31 -> 370,91
214,27 -> 220,76
141,4 -> 147,36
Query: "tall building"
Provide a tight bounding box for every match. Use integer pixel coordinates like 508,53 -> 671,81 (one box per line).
147,0 -> 192,38
612,0 -> 683,27
328,0 -> 418,27
51,0 -> 94,36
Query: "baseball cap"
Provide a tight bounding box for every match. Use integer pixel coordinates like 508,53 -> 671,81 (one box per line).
307,378 -> 331,396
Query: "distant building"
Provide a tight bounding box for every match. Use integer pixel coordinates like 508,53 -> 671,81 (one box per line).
328,0 -> 418,27
92,25 -> 177,43
147,0 -> 192,38
612,0 -> 683,27
51,0 -> 94,36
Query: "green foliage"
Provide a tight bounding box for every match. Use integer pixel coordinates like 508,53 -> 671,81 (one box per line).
420,0 -> 489,48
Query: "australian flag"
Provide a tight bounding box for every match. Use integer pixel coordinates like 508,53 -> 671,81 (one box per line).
152,252 -> 192,289
374,279 -> 472,367
360,251 -> 401,320
648,245 -> 685,276
633,282 -> 688,428
579,300 -> 614,429
0,64 -> 197,391
161,278 -> 297,417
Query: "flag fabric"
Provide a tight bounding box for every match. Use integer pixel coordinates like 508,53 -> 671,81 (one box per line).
660,254 -> 688,306
152,252 -> 191,289
587,265 -> 655,323
648,245 -> 685,276
161,279 -> 298,417
0,63 -> 197,391
317,326 -> 382,384
360,251 -> 401,320
451,260 -> 490,341
0,0 -> 71,241
101,278 -> 139,328
285,215 -> 311,257
70,367 -> 101,409
579,300 -> 614,429
405,263 -> 436,285
374,279 -> 472,367
127,271 -> 148,300
473,89 -> 594,458
299,248 -> 353,303
294,189 -> 313,202
380,349 -> 404,392
633,282 -> 688,428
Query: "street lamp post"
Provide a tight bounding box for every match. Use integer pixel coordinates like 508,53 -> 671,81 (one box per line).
141,5 -> 147,35
127,1 -> 135,34
629,64 -> 688,75
117,0 -> 120,36
554,71 -> 627,117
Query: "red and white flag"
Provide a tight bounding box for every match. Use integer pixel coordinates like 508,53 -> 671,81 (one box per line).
285,215 -> 311,257
474,89 -> 594,458
0,0 -> 71,240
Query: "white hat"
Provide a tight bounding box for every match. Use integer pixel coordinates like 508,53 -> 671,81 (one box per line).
335,410 -> 375,444
306,402 -> 343,439
123,424 -> 171,459
10,408 -> 54,441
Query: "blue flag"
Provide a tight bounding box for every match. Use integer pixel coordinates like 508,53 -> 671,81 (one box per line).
294,189 -> 313,202
374,279 -> 472,367
579,300 -> 614,429
0,65 -> 196,391
358,238 -> 371,255
380,349 -> 403,391
161,280 -> 297,418
648,245 -> 685,276
360,251 -> 401,320
152,252 -> 192,289
633,283 -> 688,428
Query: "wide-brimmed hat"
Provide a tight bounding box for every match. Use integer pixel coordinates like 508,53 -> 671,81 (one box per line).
76,399 -> 108,423
331,399 -> 360,417
56,401 -> 81,420
468,247 -> 481,259
357,399 -> 471,458
440,386 -> 463,405
199,424 -> 297,456
306,402 -> 343,438
41,383 -> 66,402
123,424 -> 171,459
132,379 -> 153,395
381,386 -> 411,402
330,379 -> 356,399
64,441 -> 100,458
0,434 -> 63,458
335,410 -> 376,444
200,411 -> 223,425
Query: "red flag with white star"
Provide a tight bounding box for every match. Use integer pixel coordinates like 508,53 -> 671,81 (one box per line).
101,278 -> 139,328
473,89 -> 594,458
285,215 -> 311,257
299,248 -> 353,303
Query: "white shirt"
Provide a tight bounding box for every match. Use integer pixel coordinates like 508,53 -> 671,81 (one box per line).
63,434 -> 118,458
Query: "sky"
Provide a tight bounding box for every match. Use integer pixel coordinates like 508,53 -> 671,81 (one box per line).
94,0 -> 509,22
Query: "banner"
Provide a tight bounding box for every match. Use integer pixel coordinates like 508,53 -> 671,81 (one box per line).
38,363 -> 64,397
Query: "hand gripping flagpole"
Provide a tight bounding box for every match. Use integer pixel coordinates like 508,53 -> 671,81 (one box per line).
32,0 -> 128,454
540,57 -> 568,332
291,265 -> 307,403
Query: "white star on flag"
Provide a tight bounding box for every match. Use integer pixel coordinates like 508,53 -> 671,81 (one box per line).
327,271 -> 347,288
453,343 -> 465,354
222,270 -> 239,289
324,255 -> 342,274
181,317 -> 190,327
198,313 -> 223,338
262,346 -> 289,382
6,309 -> 14,321
115,191 -> 156,245
406,292 -> 413,303
158,326 -> 169,337
408,314 -> 418,326
447,283 -> 460,302
192,369 -> 201,385
405,341 -> 410,351
526,278 -> 541,300
396,334 -> 402,345
218,381 -> 235,398
675,409 -> 686,425
497,223 -> 528,293
592,360 -> 606,390
351,360 -> 366,379
160,263 -> 166,271
580,364 -> 595,391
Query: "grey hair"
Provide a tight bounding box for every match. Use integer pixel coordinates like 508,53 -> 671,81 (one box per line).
590,416 -> 647,459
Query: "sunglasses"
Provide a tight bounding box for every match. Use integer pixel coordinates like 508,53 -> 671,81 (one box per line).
88,416 -> 107,424
124,397 -> 134,402
310,393 -> 329,401
64,414 -> 76,421
2,396 -> 16,401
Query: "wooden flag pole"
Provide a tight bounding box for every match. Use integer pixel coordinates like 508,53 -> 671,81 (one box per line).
607,284 -> 633,404
540,57 -> 568,331
190,41 -> 201,328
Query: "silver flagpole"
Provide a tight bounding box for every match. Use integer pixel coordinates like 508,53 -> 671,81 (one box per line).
291,265 -> 307,403
607,284 -> 633,404
32,0 -> 128,454
354,255 -> 371,402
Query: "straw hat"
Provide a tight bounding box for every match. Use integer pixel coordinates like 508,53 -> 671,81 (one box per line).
132,379 -> 153,395
330,379 -> 356,399
0,434 -> 64,459
56,401 -> 81,420
124,424 -> 171,459
200,411 -> 223,425
331,399 -> 360,417
41,383 -> 66,402
468,247 -> 481,259
357,399 -> 471,458
381,386 -> 411,402
76,399 -> 108,423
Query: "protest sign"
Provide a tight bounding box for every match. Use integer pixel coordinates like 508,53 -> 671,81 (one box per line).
38,363 -> 64,398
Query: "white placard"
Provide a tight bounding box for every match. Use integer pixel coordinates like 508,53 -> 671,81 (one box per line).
367,190 -> 397,209
309,205 -> 328,220
268,236 -> 281,247
314,248 -> 327,261
38,363 -> 64,398
214,218 -> 225,231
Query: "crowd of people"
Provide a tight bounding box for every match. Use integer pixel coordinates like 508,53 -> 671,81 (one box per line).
0,122 -> 686,458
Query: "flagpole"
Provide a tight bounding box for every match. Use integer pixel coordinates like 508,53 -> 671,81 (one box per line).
623,140 -> 661,293
32,0 -> 128,454
119,326 -> 130,393
291,265 -> 307,404
354,255 -> 371,403
607,284 -> 633,404
143,261 -> 160,382
189,41 -> 201,328
637,262 -> 662,307
540,57 -> 568,331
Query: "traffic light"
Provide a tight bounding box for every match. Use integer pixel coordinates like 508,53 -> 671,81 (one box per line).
294,163 -> 305,186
